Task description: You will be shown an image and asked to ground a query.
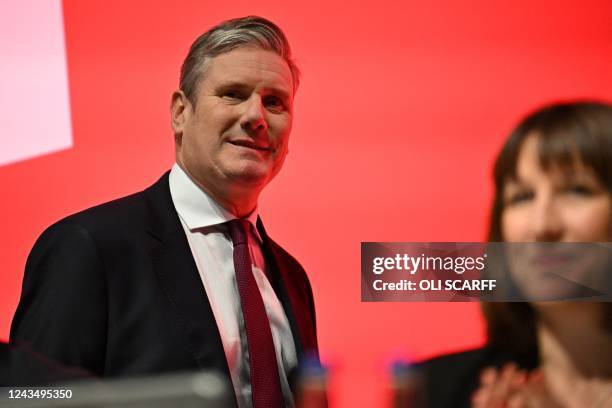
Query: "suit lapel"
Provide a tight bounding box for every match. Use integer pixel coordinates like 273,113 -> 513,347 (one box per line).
140,173 -> 316,405
143,173 -> 236,403
256,218 -> 317,359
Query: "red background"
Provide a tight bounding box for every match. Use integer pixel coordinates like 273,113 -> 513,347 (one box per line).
2,0 -> 612,406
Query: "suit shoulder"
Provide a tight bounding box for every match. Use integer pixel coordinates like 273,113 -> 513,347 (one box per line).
48,170 -> 170,235
61,189 -> 148,230
25,191 -> 147,256
31,174 -> 166,253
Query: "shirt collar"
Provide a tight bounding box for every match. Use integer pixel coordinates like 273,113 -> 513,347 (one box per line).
169,163 -> 262,243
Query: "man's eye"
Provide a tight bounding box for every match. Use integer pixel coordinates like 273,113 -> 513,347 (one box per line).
263,96 -> 285,111
222,91 -> 243,100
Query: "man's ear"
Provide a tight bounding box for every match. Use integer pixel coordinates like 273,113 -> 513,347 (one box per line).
170,90 -> 190,142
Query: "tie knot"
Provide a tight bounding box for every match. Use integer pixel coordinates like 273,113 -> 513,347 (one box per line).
226,219 -> 250,246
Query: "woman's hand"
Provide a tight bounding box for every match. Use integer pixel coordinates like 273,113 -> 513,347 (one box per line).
471,365 -> 611,408
471,365 -> 560,408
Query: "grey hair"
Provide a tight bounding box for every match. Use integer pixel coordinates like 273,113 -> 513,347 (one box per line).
179,16 -> 300,106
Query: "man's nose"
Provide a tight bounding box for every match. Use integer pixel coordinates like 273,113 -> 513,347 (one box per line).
240,96 -> 268,134
531,195 -> 564,241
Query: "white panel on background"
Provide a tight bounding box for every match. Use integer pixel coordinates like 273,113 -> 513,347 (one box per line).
0,0 -> 73,166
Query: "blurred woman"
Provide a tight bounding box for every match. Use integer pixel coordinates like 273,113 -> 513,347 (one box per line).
417,101 -> 612,408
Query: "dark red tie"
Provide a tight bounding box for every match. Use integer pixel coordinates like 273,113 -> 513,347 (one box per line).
226,219 -> 284,408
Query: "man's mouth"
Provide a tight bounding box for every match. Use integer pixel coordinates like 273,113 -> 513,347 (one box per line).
227,139 -> 272,152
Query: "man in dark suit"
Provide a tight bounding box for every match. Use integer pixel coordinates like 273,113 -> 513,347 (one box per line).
10,16 -> 319,408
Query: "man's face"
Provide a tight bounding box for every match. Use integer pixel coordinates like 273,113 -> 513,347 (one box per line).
173,47 -> 294,200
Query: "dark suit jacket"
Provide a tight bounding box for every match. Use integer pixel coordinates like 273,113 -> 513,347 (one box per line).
10,172 -> 319,404
1,342 -> 93,386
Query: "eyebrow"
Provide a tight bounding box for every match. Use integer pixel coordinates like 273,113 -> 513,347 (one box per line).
216,81 -> 291,101
503,179 -> 526,192
505,170 -> 601,191
503,176 -> 524,185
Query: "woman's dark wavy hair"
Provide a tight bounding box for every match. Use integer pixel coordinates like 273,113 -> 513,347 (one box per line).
482,101 -> 612,364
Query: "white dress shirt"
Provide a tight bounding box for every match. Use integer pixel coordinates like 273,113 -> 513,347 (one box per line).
168,163 -> 297,408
